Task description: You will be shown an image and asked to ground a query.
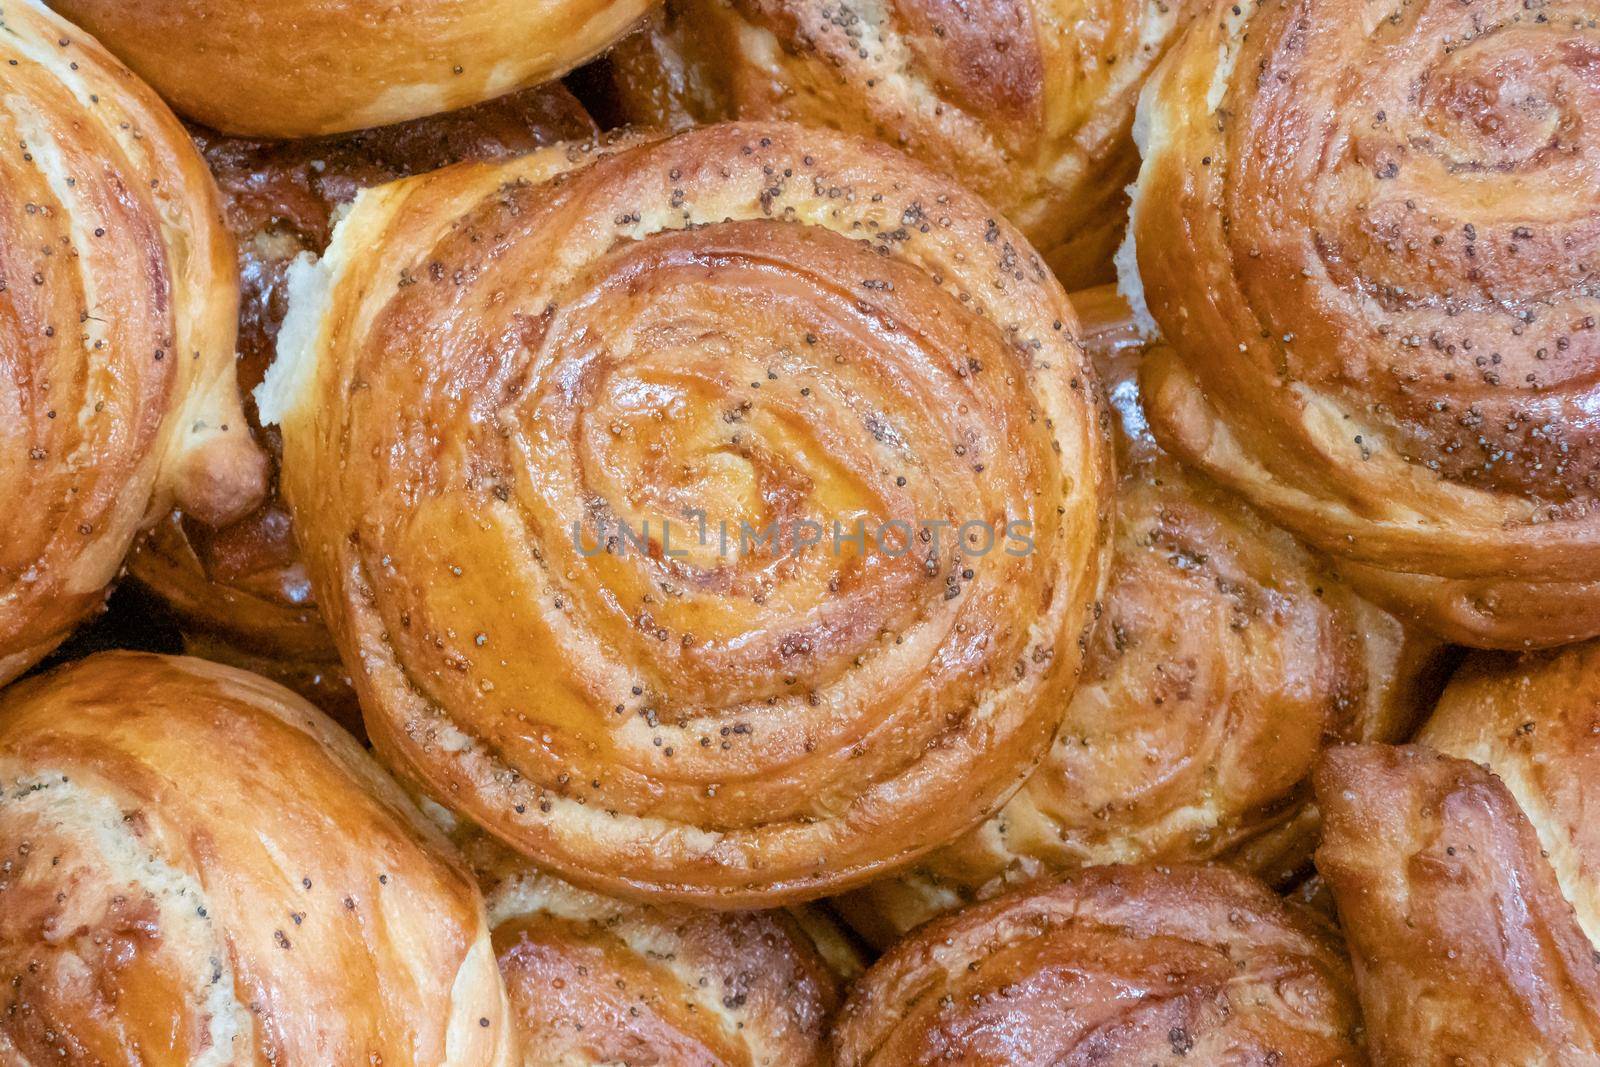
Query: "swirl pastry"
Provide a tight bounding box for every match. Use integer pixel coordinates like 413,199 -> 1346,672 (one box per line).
836,286 -> 1449,947
834,864 -> 1366,1065
605,0 -> 1201,288
1128,0 -> 1600,649
0,652 -> 513,1065
0,1 -> 264,686
128,87 -> 597,728
260,121 -> 1113,905
458,831 -> 859,1066
1316,641 -> 1600,1064
45,0 -> 654,138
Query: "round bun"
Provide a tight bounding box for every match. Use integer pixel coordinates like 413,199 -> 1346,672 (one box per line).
128,86 -> 597,730
45,0 -> 655,137
1128,0 -> 1600,649
0,1 -> 264,685
1316,642 -> 1600,1063
260,121 -> 1112,905
837,287 -> 1449,946
833,864 -> 1365,1065
0,652 -> 513,1065
462,832 -> 857,1065
607,0 -> 1201,288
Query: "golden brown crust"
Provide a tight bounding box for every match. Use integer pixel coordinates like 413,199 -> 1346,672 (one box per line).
45,0 -> 654,138
606,0 -> 1202,287
1316,743 -> 1600,1066
459,834 -> 854,1066
127,88 -> 596,727
1420,641 -> 1600,941
1325,559 -> 1600,652
1129,0 -> 1600,649
833,864 -> 1366,1066
0,1 -> 264,685
836,287 -> 1449,947
263,120 -> 1113,905
1317,642 -> 1600,1064
0,652 -> 514,1066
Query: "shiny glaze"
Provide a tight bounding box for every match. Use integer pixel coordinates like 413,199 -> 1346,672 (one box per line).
264,122 -> 1113,905
0,0 -> 263,685
607,0 -> 1202,287
838,287 -> 1450,946
461,833 -> 856,1065
1132,0 -> 1600,648
0,653 -> 513,1066
47,0 -> 654,137
834,864 -> 1366,1065
1317,641 -> 1600,1064
129,87 -> 596,726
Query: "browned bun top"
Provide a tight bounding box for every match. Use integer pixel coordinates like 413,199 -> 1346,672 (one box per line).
461,831 -> 856,1066
1316,640 -> 1600,1064
1130,0 -> 1600,649
836,286 -> 1449,947
262,120 -> 1113,906
0,0 -> 264,685
128,85 -> 597,728
607,0 -> 1204,287
0,652 -> 514,1065
45,0 -> 655,137
1316,742 -> 1600,1065
834,864 -> 1366,1066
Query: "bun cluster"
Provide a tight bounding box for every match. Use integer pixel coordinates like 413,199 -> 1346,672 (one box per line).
3,0 -> 1596,1060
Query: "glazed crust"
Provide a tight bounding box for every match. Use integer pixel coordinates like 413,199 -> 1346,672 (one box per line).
836,287 -> 1448,947
0,0 -> 264,685
262,121 -> 1113,905
833,864 -> 1366,1066
45,0 -> 654,137
1317,642 -> 1600,1065
1316,743 -> 1600,1066
0,652 -> 514,1066
1420,642 -> 1600,948
461,832 -> 856,1066
606,0 -> 1202,287
1129,0 -> 1600,649
127,87 -> 596,728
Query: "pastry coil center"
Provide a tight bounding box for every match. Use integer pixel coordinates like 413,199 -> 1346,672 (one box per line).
347,215 -> 1064,832
265,123 -> 1109,901
1215,0 -> 1600,500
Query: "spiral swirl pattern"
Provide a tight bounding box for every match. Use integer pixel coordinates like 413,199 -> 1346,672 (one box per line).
607,0 -> 1202,287
0,1 -> 264,685
1129,0 -> 1600,648
0,653 -> 513,1065
834,865 -> 1365,1065
128,87 -> 597,728
46,0 -> 654,138
262,122 -> 1112,904
837,287 -> 1449,946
